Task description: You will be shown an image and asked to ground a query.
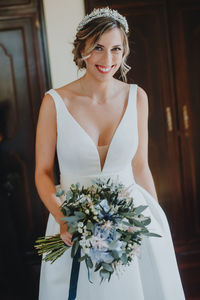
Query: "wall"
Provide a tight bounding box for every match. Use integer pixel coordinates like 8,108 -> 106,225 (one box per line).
43,0 -> 85,88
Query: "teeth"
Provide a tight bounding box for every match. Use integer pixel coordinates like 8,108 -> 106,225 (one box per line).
97,66 -> 112,72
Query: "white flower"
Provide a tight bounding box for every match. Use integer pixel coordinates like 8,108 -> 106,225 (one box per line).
78,222 -> 84,228
116,219 -> 130,231
122,217 -> 129,223
78,227 -> 83,233
85,209 -> 90,214
90,233 -> 108,250
82,231 -> 87,237
91,206 -> 98,215
82,247 -> 90,255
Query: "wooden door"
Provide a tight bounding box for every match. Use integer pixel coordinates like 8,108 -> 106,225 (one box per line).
85,1 -> 200,299
167,0 -> 200,297
0,1 -> 51,299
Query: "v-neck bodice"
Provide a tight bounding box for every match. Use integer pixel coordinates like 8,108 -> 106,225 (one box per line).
97,144 -> 109,172
45,84 -> 138,182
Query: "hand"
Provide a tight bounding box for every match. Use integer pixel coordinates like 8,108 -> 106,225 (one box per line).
60,222 -> 73,247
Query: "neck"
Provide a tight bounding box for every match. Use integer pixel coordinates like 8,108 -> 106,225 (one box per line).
79,73 -> 117,103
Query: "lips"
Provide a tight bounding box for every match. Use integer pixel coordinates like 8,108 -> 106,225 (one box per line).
96,65 -> 115,74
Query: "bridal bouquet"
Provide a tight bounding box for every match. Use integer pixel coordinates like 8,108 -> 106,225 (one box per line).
34,177 -> 162,283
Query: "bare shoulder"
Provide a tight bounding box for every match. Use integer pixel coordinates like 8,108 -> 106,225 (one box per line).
55,79 -> 81,98
136,85 -> 149,114
36,92 -> 57,133
40,92 -> 56,117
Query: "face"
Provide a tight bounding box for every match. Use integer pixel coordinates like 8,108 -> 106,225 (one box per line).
81,27 -> 124,80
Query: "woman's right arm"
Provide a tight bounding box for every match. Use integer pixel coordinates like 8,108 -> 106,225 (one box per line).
35,94 -> 73,246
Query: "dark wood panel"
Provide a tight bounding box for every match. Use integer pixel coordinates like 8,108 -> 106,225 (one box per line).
167,0 -> 200,298
0,0 -> 31,7
169,1 -> 200,238
0,1 -> 51,299
0,16 -> 46,245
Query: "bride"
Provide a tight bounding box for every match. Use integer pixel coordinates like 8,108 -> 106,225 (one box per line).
35,7 -> 185,300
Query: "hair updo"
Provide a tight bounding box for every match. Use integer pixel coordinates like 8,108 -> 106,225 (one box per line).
72,16 -> 131,82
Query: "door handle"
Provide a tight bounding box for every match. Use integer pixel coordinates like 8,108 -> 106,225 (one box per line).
183,105 -> 189,130
166,106 -> 173,132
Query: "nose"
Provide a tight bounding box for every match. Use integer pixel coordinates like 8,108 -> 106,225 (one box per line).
101,50 -> 113,67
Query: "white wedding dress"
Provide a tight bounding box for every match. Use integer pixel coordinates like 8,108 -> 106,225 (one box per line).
38,84 -> 185,300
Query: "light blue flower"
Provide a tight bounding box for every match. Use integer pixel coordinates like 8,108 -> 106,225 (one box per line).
89,248 -> 114,264
108,240 -> 127,258
89,224 -> 127,263
96,199 -> 115,220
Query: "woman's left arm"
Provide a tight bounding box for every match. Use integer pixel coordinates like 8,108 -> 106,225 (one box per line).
132,86 -> 159,203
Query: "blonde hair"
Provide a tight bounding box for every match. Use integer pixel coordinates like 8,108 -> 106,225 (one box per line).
72,16 -> 131,82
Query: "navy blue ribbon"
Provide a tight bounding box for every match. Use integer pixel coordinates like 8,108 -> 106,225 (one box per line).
68,245 -> 81,300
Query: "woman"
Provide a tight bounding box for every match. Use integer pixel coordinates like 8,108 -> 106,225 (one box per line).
35,7 -> 185,300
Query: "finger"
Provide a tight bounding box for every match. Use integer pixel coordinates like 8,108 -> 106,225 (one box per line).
64,239 -> 73,246
61,236 -> 74,246
61,233 -> 73,240
61,231 -> 72,237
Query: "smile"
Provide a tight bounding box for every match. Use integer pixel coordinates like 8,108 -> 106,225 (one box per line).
95,65 -> 115,74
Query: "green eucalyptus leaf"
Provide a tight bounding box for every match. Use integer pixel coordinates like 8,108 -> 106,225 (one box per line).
86,221 -> 94,230
122,221 -> 132,227
78,254 -> 87,262
56,189 -> 64,197
134,205 -> 148,215
141,218 -> 151,226
132,218 -> 145,228
75,182 -> 80,188
87,256 -> 93,268
61,206 -> 71,216
67,226 -> 77,233
94,262 -> 102,272
101,263 -> 114,272
121,253 -> 128,264
74,211 -> 86,219
100,269 -> 110,279
111,250 -> 120,259
66,190 -> 73,201
143,232 -> 162,238
124,235 -> 132,242
63,216 -> 79,223
121,212 -> 135,218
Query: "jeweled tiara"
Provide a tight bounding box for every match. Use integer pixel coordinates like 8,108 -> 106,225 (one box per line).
76,7 -> 129,34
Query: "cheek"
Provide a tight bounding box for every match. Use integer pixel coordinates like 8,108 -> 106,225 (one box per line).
114,56 -> 123,66
85,52 -> 98,65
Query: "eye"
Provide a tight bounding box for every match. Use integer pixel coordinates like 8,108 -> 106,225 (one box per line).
112,47 -> 122,51
94,46 -> 102,51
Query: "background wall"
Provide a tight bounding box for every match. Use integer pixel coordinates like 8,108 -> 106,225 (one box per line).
43,0 -> 85,88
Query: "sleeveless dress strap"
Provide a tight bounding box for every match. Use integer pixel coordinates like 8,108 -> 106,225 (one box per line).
132,84 -> 138,109
130,84 -> 138,121
124,84 -> 138,123
45,89 -> 66,133
45,89 -> 64,113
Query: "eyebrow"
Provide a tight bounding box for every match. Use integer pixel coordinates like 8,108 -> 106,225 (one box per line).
96,43 -> 122,47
